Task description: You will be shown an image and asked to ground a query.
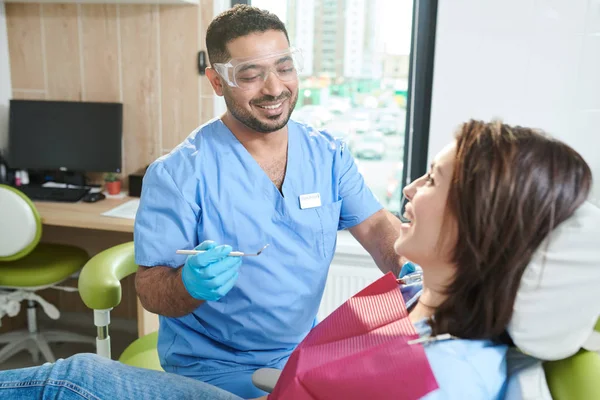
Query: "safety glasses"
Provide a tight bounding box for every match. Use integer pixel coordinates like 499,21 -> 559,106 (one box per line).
213,47 -> 303,91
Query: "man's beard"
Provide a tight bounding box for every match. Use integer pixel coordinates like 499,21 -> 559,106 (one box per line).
224,90 -> 298,134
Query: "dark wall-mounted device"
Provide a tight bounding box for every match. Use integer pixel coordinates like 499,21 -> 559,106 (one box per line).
198,50 -> 207,75
128,165 -> 149,197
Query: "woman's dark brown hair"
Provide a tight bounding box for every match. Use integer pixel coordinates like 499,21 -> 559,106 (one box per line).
432,120 -> 593,339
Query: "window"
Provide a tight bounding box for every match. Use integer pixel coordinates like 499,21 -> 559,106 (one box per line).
249,0 -> 413,213
234,0 -> 437,218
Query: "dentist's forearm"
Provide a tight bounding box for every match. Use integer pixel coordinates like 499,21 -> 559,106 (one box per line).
135,265 -> 204,317
372,213 -> 404,276
350,209 -> 404,277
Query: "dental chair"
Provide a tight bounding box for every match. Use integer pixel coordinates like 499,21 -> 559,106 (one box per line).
252,201 -> 600,399
0,184 -> 95,363
77,241 -> 163,371
506,200 -> 600,400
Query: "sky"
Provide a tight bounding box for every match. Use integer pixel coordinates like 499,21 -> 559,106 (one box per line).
251,0 -> 414,56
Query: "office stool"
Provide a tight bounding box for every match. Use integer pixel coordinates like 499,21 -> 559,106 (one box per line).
0,184 -> 95,363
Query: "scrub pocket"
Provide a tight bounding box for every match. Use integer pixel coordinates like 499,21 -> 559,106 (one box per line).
315,200 -> 343,258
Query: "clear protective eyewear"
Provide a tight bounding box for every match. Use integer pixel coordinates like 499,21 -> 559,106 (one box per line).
213,47 -> 303,91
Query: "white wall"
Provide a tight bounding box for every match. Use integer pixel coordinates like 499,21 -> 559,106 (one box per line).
428,0 -> 600,204
0,3 -> 11,153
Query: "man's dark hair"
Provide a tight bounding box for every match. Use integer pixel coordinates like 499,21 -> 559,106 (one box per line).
206,5 -> 289,65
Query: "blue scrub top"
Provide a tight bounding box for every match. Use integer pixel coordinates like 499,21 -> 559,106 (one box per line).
398,270 -> 508,399
134,118 -> 382,377
418,323 -> 508,399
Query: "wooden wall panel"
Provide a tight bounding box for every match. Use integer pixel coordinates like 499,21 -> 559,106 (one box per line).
5,1 -> 218,171
119,5 -> 160,176
159,5 -> 200,150
200,81 -> 215,98
5,4 -> 45,92
200,96 -> 215,125
199,1 -> 215,126
80,5 -> 120,103
12,90 -> 46,100
42,4 -> 82,100
199,0 -> 213,99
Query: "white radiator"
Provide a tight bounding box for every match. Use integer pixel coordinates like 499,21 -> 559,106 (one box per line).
317,263 -> 382,321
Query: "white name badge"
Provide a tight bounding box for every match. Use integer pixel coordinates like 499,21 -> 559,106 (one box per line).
299,193 -> 322,209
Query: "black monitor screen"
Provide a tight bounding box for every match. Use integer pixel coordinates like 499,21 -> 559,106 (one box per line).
8,99 -> 123,173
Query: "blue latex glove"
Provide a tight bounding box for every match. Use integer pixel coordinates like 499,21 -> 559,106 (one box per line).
399,261 -> 417,278
181,240 -> 242,301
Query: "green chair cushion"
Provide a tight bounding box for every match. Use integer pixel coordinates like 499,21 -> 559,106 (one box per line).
118,331 -> 163,371
0,243 -> 88,287
545,350 -> 600,400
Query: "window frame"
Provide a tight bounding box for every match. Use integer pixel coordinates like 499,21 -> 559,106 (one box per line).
402,0 -> 438,196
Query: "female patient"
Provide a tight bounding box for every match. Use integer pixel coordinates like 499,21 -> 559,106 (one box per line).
0,120 -> 592,399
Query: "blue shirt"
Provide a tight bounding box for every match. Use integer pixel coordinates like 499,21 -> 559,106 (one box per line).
398,269 -> 508,399
134,118 -> 382,377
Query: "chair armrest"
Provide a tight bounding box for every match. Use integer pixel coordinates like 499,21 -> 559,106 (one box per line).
505,361 -> 552,400
252,368 -> 282,393
78,242 -> 137,310
544,350 -> 600,400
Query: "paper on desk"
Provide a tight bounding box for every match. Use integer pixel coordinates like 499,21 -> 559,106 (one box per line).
101,199 -> 140,220
103,191 -> 127,199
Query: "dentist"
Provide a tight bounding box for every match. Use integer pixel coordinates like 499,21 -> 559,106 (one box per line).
133,4 -> 403,398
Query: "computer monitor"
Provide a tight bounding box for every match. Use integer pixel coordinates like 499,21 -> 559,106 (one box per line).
7,99 -> 123,173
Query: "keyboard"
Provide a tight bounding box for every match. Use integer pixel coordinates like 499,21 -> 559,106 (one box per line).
16,185 -> 90,202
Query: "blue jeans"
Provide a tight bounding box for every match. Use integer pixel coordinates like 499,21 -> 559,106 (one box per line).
0,353 -> 244,400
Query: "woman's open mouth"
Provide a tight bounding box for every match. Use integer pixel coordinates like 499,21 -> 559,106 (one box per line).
399,209 -> 413,226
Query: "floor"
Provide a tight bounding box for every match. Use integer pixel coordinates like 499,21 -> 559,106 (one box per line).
0,311 -> 138,371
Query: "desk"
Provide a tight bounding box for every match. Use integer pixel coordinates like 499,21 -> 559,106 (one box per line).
33,197 -> 135,233
33,197 -> 158,338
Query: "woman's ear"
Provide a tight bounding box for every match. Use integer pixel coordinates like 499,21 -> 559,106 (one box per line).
205,67 -> 224,96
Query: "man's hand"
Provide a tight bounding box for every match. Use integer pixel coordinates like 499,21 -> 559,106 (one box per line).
181,240 -> 242,301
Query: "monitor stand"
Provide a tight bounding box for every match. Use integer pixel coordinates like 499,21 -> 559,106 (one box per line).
59,170 -> 87,187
